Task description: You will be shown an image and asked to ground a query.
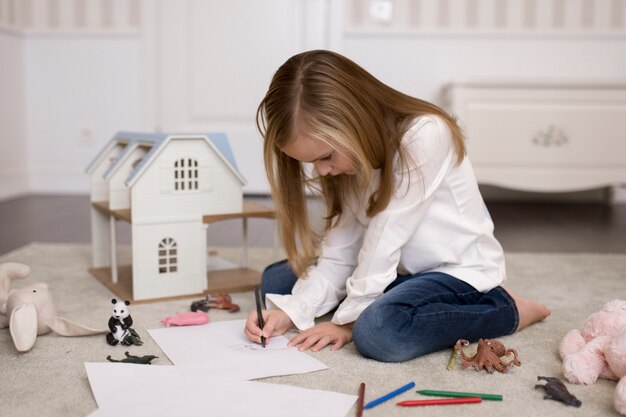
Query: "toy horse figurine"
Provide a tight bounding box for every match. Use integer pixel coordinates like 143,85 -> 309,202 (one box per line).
535,376 -> 582,407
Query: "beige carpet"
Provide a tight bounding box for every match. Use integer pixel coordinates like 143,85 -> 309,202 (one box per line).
0,243 -> 625,417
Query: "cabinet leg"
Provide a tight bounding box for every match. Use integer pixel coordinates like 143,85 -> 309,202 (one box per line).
608,185 -> 626,205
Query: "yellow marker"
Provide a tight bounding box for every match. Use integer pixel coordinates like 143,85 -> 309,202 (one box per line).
447,348 -> 457,370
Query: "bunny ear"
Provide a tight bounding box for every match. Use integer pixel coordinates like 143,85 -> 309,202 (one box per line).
46,317 -> 108,336
1,263 -> 31,306
10,303 -> 38,352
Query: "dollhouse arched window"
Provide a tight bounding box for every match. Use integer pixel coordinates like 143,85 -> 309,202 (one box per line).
158,238 -> 178,273
174,158 -> 199,191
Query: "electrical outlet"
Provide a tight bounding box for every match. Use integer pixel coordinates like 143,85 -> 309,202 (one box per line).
369,0 -> 394,23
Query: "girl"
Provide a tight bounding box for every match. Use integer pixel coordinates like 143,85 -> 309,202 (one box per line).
245,50 -> 550,362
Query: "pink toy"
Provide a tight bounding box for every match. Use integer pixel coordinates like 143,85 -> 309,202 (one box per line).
559,299 -> 626,415
160,311 -> 209,327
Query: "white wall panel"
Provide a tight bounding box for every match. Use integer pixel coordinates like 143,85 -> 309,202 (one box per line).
345,0 -> 626,34
2,0 -> 625,199
335,0 -> 626,203
0,0 -> 142,199
25,37 -> 141,194
146,0 -> 331,194
0,0 -> 140,33
0,31 -> 28,201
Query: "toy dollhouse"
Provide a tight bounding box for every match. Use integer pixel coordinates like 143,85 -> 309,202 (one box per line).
86,132 -> 274,302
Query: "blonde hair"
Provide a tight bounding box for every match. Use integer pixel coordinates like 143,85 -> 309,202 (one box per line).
257,50 -> 465,276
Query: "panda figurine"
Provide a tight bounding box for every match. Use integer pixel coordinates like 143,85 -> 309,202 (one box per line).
106,298 -> 143,346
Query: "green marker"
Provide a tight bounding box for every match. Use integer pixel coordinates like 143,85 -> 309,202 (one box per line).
417,389 -> 503,401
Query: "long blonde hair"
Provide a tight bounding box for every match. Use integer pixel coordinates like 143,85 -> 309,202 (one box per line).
257,50 -> 465,276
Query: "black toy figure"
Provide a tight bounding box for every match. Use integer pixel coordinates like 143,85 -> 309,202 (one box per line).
106,351 -> 158,365
106,299 -> 143,346
535,376 -> 582,407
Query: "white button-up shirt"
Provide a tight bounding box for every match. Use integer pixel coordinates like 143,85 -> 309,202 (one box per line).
266,115 -> 506,330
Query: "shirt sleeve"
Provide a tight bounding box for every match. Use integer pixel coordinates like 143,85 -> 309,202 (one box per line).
332,116 -> 457,325
265,206 -> 365,330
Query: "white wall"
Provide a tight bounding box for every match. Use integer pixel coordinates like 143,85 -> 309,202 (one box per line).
0,0 -> 141,200
1,0 -> 626,199
339,0 -> 626,105
0,29 -> 28,200
337,0 -> 626,202
25,36 -> 140,194
342,37 -> 626,106
142,0 -> 329,194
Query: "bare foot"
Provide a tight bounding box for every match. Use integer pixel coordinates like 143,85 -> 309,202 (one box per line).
505,289 -> 551,331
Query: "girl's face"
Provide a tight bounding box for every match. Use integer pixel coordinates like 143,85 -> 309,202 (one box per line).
282,134 -> 357,176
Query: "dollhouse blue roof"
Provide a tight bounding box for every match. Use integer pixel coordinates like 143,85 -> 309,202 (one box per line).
86,131 -> 245,186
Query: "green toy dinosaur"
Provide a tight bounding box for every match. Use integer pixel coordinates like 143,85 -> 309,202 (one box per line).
106,351 -> 158,365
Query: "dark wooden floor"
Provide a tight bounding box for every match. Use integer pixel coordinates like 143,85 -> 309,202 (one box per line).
1,194 -> 625,255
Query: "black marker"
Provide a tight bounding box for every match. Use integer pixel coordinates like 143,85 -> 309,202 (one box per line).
254,286 -> 266,348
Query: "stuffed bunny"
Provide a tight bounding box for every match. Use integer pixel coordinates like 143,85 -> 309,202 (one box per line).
559,299 -> 626,415
0,262 -> 107,352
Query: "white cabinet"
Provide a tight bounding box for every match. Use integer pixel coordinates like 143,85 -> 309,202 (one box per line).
442,82 -> 626,192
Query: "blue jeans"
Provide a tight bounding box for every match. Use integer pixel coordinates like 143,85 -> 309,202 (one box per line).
261,259 -> 519,363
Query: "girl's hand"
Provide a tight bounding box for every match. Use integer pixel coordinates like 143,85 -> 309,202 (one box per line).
245,309 -> 294,345
288,322 -> 353,352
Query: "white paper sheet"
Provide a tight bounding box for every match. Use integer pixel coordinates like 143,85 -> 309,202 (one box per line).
85,362 -> 187,408
147,319 -> 328,382
85,363 -> 356,417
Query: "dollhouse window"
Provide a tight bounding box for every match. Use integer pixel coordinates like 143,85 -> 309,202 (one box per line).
131,158 -> 143,170
174,158 -> 199,191
158,237 -> 178,273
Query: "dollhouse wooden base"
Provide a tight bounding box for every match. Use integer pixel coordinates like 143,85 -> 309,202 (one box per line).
89,265 -> 261,304
89,200 -> 276,303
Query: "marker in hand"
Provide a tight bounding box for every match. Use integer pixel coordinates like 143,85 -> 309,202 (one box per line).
254,286 -> 266,348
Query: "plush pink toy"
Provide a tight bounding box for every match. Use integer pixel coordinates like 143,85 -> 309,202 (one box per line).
559,300 -> 626,415
160,311 -> 209,327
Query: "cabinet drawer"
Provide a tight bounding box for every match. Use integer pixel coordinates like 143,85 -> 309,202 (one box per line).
443,83 -> 626,192
465,99 -> 626,167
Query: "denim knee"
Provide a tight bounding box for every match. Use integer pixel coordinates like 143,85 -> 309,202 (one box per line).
353,302 -> 423,363
260,259 -> 297,300
352,274 -> 519,363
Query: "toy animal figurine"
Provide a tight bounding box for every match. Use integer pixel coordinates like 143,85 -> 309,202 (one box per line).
106,299 -> 143,346
0,262 -> 107,352
160,311 -> 209,327
190,293 -> 240,313
454,338 -> 521,373
535,376 -> 582,407
106,351 -> 158,365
